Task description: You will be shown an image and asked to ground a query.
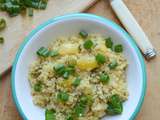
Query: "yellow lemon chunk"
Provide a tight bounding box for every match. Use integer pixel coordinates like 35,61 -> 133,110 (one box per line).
96,41 -> 108,53
77,55 -> 98,71
59,43 -> 79,55
60,76 -> 74,91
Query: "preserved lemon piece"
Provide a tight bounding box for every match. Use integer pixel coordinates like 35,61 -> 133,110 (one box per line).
78,78 -> 93,95
60,76 -> 74,91
77,55 -> 98,71
59,43 -> 79,55
96,41 -> 108,53
63,79 -> 72,87
98,44 -> 108,52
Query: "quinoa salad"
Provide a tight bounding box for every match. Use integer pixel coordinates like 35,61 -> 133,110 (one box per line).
28,31 -> 129,120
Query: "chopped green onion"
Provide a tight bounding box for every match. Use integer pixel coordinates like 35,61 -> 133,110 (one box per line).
45,109 -> 56,120
63,71 -> 70,79
24,1 -> 39,9
106,94 -> 123,115
28,8 -> 33,17
38,1 -> 47,9
37,47 -> 50,57
0,18 -> 6,30
4,2 -> 21,17
74,105 -> 85,117
37,47 -> 59,58
86,95 -> 93,106
34,82 -> 42,92
105,37 -> 113,49
79,30 -> 88,38
72,77 -> 81,87
57,91 -> 69,102
0,37 -> 4,44
73,95 -> 92,117
95,53 -> 106,64
54,64 -> 65,75
0,0 -> 48,17
49,50 -> 59,57
80,95 -> 93,106
66,115 -> 73,120
114,44 -> 123,53
63,65 -> 75,79
83,40 -> 93,49
54,64 -> 65,71
108,60 -> 118,69
54,64 -> 75,79
99,73 -> 110,84
65,65 -> 75,74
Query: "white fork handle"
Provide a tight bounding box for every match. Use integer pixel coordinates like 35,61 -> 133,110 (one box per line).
110,0 -> 156,59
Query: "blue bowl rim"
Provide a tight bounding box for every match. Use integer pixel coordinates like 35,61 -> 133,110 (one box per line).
11,13 -> 147,120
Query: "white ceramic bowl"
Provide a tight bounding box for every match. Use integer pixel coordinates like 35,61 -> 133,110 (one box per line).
11,13 -> 146,120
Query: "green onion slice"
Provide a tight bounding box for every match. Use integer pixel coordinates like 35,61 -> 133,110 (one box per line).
0,18 -> 6,30
79,30 -> 88,38
72,77 -> 81,87
108,60 -> 118,69
83,40 -> 93,49
105,37 -> 113,49
95,53 -> 106,64
28,8 -> 33,17
57,91 -> 69,102
37,47 -> 50,57
114,44 -> 123,53
99,73 -> 110,84
45,109 -> 56,120
0,37 -> 4,44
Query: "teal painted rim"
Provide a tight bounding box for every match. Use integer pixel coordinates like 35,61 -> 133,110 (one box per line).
11,13 -> 147,120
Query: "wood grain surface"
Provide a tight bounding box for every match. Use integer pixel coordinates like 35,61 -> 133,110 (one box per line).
0,0 -> 98,75
1,0 -> 160,120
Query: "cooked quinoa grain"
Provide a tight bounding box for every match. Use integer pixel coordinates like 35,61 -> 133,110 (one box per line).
28,33 -> 129,120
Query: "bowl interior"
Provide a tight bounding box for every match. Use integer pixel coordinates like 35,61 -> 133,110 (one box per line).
12,14 -> 145,120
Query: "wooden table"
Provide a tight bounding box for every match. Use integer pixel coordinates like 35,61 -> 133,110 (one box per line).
1,0 -> 160,119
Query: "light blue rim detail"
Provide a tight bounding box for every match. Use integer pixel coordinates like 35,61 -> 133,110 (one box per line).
11,13 -> 147,120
